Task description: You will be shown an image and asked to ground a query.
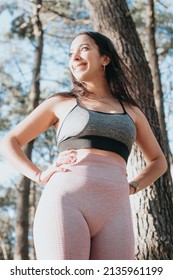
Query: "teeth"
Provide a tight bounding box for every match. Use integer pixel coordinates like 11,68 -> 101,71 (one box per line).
75,64 -> 86,71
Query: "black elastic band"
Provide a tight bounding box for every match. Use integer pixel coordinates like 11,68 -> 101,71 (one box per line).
58,135 -> 129,162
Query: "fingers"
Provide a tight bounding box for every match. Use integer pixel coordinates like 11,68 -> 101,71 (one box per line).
59,150 -> 77,157
39,166 -> 70,185
55,167 -> 70,172
50,164 -> 70,172
56,150 -> 77,166
39,150 -> 77,184
56,157 -> 75,166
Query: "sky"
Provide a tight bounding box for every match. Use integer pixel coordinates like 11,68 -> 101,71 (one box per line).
0,161 -> 19,185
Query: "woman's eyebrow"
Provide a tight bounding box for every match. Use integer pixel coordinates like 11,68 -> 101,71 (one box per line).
70,43 -> 90,52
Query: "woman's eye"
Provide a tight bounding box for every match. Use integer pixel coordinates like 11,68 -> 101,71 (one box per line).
81,46 -> 88,51
69,46 -> 89,57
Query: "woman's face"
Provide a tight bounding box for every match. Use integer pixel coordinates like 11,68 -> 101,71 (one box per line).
69,34 -> 105,83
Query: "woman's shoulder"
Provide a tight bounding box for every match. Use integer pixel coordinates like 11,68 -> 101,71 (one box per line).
45,92 -> 77,121
47,92 -> 75,102
36,92 -> 76,122
44,92 -> 76,108
124,103 -> 147,125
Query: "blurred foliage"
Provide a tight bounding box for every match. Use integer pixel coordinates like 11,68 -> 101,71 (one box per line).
0,185 -> 16,259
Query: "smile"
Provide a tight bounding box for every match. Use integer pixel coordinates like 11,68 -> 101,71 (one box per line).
74,63 -> 87,71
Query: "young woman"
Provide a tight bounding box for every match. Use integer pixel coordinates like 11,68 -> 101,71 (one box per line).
0,31 -> 167,260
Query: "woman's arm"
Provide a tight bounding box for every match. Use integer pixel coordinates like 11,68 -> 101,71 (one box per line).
0,96 -> 61,183
129,107 -> 167,194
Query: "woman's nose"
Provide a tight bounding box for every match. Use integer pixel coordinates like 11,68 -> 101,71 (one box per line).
72,51 -> 81,61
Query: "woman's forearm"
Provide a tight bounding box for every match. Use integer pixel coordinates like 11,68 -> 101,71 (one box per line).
0,136 -> 41,183
130,155 -> 167,193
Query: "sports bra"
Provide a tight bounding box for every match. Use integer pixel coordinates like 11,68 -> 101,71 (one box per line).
56,100 -> 136,162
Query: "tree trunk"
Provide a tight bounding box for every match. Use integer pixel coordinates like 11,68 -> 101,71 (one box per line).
86,0 -> 173,259
14,0 -> 43,259
146,0 -> 172,166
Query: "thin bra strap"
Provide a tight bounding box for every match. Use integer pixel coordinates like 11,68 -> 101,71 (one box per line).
119,99 -> 127,114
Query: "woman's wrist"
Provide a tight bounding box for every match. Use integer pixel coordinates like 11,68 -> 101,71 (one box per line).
129,185 -> 135,195
36,170 -> 43,185
129,181 -> 140,195
38,171 -> 43,183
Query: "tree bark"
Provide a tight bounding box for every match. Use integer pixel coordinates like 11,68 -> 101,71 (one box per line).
14,0 -> 43,260
86,0 -> 173,259
146,0 -> 172,165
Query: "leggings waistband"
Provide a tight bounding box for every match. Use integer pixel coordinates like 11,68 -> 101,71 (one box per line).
70,149 -> 126,169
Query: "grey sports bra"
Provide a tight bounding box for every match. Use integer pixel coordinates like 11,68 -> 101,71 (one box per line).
56,100 -> 136,162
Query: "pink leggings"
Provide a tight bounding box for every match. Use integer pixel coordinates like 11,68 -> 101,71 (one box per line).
33,151 -> 135,260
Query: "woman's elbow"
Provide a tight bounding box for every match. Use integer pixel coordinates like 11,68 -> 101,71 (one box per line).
0,135 -> 17,155
160,155 -> 168,175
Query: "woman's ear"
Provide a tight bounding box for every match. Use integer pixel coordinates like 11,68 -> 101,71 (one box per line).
101,55 -> 111,66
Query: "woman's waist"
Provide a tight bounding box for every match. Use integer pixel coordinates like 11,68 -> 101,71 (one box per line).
59,148 -> 127,171
76,148 -> 125,162
58,137 -> 130,162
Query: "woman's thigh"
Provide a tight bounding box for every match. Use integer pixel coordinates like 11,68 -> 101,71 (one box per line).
34,197 -> 91,260
90,209 -> 135,260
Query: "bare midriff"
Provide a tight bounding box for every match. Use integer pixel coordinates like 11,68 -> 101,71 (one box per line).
73,148 -> 126,163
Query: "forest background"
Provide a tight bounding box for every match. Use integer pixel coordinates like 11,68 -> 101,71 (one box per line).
0,0 -> 173,260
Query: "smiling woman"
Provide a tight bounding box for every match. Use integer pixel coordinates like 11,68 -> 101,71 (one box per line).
69,36 -> 109,84
0,31 -> 167,260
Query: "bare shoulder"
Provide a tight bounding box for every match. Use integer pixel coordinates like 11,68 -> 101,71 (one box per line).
1,93 -> 76,147
123,103 -> 146,126
47,93 -> 76,119
45,93 -> 75,107
124,104 -> 154,144
39,93 -> 75,118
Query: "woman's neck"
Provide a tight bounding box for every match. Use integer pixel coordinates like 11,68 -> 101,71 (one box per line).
83,79 -> 112,99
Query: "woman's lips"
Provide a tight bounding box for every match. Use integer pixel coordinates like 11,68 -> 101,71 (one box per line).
74,63 -> 87,71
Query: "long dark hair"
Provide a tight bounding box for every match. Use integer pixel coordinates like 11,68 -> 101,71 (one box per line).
69,31 -> 140,108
